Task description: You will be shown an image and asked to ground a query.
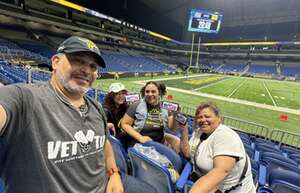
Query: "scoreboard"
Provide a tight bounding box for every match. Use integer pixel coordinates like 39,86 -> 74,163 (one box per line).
188,9 -> 223,34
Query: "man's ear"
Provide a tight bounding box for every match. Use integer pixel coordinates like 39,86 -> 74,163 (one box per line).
51,54 -> 60,70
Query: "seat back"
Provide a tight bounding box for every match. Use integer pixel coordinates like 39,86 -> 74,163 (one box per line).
109,135 -> 128,174
143,141 -> 183,172
245,144 -> 255,159
256,145 -> 282,155
261,157 -> 299,185
128,147 -> 172,193
260,152 -> 298,166
255,138 -> 276,146
269,168 -> 300,193
281,146 -> 300,155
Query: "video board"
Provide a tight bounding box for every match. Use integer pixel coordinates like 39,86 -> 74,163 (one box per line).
188,9 -> 222,34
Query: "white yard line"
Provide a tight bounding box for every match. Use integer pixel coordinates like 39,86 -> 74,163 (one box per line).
227,79 -> 247,98
132,80 -> 300,115
263,81 -> 277,107
193,77 -> 234,91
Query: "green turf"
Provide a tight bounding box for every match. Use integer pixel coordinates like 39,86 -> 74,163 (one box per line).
94,74 -> 300,136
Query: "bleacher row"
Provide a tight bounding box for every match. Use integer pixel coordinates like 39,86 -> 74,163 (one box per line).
1,62 -> 300,193
0,38 -> 176,73
2,37 -> 300,77
203,63 -> 300,77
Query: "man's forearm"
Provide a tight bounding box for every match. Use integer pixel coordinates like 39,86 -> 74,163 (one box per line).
104,141 -> 118,171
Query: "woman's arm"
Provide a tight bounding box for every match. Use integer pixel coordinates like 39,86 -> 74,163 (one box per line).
179,124 -> 191,158
189,155 -> 236,193
121,113 -> 152,143
167,113 -> 176,131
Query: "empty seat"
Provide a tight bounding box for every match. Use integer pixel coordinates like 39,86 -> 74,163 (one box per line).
281,145 -> 300,156
245,144 -> 255,159
255,145 -> 282,155
268,168 -> 300,193
258,156 -> 299,186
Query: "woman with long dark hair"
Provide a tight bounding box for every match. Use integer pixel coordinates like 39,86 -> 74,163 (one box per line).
104,82 -> 128,138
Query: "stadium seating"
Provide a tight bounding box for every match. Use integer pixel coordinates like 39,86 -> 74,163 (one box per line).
281,66 -> 300,77
143,141 -> 183,172
201,63 -> 222,70
0,38 -> 50,64
258,155 -> 299,186
288,154 -> 300,164
249,64 -> 277,75
258,168 -> 300,193
219,63 -> 246,73
101,52 -> 175,73
245,144 -> 255,159
281,145 -> 300,156
16,40 -> 55,58
128,142 -> 189,193
109,135 -> 129,174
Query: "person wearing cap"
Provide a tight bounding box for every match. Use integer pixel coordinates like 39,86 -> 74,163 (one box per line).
0,36 -> 123,193
103,83 -> 128,138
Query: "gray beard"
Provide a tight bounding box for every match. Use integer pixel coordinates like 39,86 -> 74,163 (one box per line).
56,71 -> 89,95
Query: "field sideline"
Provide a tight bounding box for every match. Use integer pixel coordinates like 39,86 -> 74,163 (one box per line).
94,74 -> 300,135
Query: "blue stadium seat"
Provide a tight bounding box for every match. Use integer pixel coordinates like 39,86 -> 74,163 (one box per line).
128,142 -> 189,193
258,168 -> 300,193
245,144 -> 255,159
143,141 -> 183,172
254,138 -> 276,146
128,147 -> 174,193
281,145 -> 300,156
260,152 -> 298,165
250,159 -> 259,186
255,145 -> 283,160
258,156 -> 299,186
288,154 -> 300,164
240,136 -> 252,146
109,135 -> 129,174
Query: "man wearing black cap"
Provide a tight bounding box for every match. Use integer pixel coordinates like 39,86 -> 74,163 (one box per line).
0,36 -> 123,193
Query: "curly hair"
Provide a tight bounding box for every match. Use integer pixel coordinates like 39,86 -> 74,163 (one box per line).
140,81 -> 167,98
103,92 -> 128,115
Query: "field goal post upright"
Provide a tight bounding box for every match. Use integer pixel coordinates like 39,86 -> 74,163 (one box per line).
188,34 -> 201,73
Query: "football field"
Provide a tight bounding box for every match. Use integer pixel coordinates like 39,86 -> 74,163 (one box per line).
160,75 -> 300,110
95,74 -> 300,135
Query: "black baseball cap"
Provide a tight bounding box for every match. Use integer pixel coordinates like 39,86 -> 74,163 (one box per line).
57,36 -> 106,68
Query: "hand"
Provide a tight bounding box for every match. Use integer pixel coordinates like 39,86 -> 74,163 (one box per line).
139,136 -> 152,143
107,123 -> 116,136
178,123 -> 188,133
106,173 -> 124,193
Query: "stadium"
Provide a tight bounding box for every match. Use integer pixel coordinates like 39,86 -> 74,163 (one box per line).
0,0 -> 300,192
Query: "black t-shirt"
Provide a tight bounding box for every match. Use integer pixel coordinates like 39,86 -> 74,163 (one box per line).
126,102 -> 164,143
104,106 -> 124,136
